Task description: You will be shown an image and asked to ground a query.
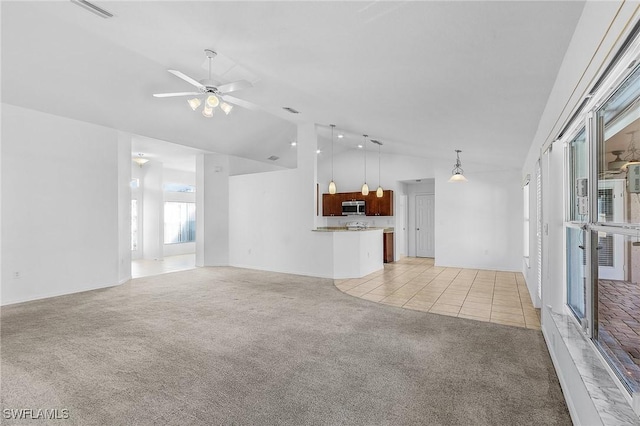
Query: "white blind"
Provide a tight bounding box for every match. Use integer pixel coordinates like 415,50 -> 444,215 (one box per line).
536,160 -> 542,299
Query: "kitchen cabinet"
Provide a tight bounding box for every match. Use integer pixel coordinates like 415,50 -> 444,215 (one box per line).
365,190 -> 394,216
322,190 -> 393,217
383,232 -> 394,263
322,193 -> 343,216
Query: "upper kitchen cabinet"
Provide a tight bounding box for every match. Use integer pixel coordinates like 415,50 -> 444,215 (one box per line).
365,190 -> 394,216
322,190 -> 393,216
322,193 -> 343,216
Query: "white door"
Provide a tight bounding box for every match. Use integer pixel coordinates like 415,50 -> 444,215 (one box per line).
416,194 -> 434,257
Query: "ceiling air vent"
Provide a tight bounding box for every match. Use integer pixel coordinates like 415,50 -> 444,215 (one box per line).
267,155 -> 279,161
282,107 -> 300,114
70,0 -> 113,18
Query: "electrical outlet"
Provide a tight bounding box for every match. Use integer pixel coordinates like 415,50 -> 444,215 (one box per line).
13,271 -> 20,279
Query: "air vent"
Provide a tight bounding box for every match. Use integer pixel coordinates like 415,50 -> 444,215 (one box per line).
282,107 -> 300,114
70,0 -> 113,18
267,155 -> 279,161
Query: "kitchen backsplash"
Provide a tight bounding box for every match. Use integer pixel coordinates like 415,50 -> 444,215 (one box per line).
324,216 -> 395,228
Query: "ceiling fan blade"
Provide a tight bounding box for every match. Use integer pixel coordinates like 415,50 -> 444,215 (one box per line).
167,70 -> 204,89
222,95 -> 260,111
153,92 -> 201,98
217,80 -> 253,94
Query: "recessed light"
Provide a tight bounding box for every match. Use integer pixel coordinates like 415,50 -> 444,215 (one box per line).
290,141 -> 297,147
316,149 -> 321,154
357,144 -> 363,149
338,134 -> 344,139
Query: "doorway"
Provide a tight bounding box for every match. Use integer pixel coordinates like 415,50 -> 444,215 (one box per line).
416,194 -> 435,257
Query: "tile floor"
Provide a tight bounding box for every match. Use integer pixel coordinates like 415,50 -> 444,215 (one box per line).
335,257 -> 541,330
131,253 -> 196,278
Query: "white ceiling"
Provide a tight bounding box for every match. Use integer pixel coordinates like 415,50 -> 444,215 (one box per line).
1,1 -> 585,171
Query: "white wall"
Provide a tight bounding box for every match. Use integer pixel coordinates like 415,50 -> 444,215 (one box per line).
1,104 -> 120,305
117,132 -> 132,282
229,123 -> 334,277
196,154 -> 230,266
142,161 -> 164,260
434,168 -> 523,272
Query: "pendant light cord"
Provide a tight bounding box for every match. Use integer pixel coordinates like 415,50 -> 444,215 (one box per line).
378,143 -> 381,187
363,134 -> 368,184
330,124 -> 335,181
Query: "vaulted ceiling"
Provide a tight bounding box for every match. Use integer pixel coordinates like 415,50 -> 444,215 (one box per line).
1,1 -> 585,170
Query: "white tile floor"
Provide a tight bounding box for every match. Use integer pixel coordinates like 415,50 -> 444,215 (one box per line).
131,254 -> 196,278
336,257 -> 541,329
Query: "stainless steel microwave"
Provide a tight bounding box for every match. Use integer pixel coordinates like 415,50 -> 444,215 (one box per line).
342,200 -> 365,215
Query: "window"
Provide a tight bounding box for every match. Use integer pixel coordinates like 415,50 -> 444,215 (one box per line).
592,62 -> 640,394
164,202 -> 195,244
163,183 -> 195,193
563,60 -> 640,395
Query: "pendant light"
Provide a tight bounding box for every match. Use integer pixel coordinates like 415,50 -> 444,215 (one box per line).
372,139 -> 383,197
448,149 -> 468,182
328,124 -> 337,194
361,134 -> 369,195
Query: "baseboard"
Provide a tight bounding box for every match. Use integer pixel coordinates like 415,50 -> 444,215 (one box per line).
1,280 -> 122,306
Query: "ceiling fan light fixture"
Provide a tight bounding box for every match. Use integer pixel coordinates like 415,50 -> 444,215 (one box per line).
132,153 -> 149,167
220,102 -> 233,115
187,98 -> 201,111
206,95 -> 219,108
608,150 -> 626,170
202,105 -> 214,118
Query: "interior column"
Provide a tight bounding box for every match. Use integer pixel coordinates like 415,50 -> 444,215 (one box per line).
196,153 -> 230,267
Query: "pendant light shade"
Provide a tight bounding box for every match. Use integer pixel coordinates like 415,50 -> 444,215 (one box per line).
361,134 -> 369,195
206,94 -> 220,108
448,149 -> 468,182
329,124 -> 337,194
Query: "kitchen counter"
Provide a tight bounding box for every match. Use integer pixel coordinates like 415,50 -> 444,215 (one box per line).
314,227 -> 394,233
313,227 -> 384,279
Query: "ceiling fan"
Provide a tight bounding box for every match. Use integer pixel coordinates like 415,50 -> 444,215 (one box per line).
153,49 -> 255,117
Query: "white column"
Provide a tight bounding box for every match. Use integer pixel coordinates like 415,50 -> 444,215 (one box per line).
296,123 -> 319,229
196,153 -> 229,267
117,132 -> 132,282
142,160 -> 164,260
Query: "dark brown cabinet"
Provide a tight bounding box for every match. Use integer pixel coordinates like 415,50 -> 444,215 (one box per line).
383,232 -> 394,263
365,190 -> 394,216
322,190 -> 394,217
322,193 -> 343,216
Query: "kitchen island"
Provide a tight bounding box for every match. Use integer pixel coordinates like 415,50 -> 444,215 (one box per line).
312,227 -> 384,279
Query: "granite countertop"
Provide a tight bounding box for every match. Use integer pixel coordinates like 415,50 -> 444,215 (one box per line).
313,227 -> 394,233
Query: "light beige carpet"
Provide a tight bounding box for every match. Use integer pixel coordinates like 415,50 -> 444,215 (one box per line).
1,267 -> 570,425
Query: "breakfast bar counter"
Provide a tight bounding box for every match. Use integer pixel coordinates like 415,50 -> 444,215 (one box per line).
312,227 -> 384,279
